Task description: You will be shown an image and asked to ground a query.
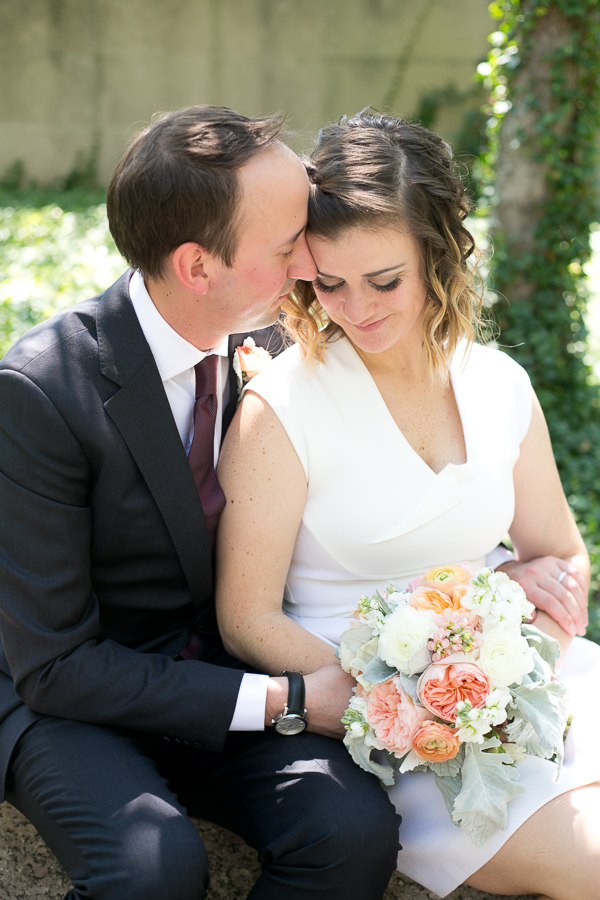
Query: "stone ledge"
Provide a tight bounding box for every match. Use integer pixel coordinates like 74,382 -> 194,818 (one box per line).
0,801 -> 537,900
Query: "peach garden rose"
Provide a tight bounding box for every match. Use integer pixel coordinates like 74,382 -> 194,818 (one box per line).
365,676 -> 430,757
417,660 -> 491,722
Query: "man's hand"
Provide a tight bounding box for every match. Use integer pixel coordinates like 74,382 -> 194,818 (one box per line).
497,556 -> 588,636
265,665 -> 355,739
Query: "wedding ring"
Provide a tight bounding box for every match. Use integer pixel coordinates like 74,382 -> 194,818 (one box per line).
556,570 -> 567,584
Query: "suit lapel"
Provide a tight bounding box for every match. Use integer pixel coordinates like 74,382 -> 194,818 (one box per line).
97,273 -> 213,611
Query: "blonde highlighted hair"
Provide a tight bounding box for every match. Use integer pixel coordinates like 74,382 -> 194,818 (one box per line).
282,112 -> 483,379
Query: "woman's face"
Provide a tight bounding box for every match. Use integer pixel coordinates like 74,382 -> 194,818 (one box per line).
307,225 -> 428,357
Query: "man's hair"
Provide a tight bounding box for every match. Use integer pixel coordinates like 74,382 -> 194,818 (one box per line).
107,105 -> 285,279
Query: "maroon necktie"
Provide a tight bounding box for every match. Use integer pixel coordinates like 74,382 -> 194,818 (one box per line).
187,355 -> 226,546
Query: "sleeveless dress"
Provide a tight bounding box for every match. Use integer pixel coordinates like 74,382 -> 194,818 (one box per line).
247,335 -> 600,898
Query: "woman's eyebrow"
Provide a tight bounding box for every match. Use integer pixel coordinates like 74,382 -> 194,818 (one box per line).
363,264 -> 404,277
316,264 -> 406,279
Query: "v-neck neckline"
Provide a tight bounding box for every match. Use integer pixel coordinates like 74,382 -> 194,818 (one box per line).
338,336 -> 471,478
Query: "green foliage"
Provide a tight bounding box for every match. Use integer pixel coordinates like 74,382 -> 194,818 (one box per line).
479,0 -> 600,633
0,188 -> 124,358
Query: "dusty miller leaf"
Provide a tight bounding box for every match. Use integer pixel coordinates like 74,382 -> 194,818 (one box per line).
339,623 -> 376,651
375,590 -> 392,615
507,680 -> 569,762
361,656 -> 398,685
521,624 -> 561,672
428,743 -> 465,778
398,672 -> 419,704
452,737 -> 525,846
434,773 -> 463,819
343,733 -> 395,786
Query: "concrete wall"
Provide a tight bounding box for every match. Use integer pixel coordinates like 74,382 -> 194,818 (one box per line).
0,0 -> 492,185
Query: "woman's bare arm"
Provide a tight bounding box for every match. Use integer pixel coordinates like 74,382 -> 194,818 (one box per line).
500,391 -> 589,647
216,391 -> 338,675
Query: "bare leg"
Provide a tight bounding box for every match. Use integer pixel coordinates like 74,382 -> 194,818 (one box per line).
465,783 -> 600,899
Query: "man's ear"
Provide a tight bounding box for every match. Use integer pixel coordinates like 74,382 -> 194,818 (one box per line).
171,242 -> 215,295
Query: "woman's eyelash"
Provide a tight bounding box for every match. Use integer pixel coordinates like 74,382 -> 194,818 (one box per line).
313,276 -> 402,294
313,278 -> 342,293
372,277 -> 401,293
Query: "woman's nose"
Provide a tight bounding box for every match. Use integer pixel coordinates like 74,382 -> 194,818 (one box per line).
340,291 -> 374,325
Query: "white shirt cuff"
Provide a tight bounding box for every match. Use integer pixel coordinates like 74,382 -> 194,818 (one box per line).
229,673 -> 270,731
486,544 -> 515,570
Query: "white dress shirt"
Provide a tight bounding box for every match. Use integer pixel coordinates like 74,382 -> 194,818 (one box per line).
129,270 -> 269,731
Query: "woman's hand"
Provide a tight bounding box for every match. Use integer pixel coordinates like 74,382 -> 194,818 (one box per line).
507,391 -> 590,641
497,556 -> 588,636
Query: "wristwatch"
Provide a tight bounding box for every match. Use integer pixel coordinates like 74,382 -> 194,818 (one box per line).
272,671 -> 307,735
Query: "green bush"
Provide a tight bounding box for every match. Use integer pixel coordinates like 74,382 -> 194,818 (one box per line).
0,187 -> 124,358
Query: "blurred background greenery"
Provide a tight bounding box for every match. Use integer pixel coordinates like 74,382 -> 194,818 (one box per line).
1,0 -> 600,637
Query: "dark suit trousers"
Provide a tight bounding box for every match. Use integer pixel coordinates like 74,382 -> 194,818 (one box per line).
6,716 -> 401,900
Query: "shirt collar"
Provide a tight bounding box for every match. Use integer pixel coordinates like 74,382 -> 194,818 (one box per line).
129,270 -> 229,382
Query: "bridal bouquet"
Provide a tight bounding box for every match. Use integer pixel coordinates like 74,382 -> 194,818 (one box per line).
340,564 -> 570,846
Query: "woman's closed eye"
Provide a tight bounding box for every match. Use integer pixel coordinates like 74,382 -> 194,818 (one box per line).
372,276 -> 401,294
313,276 -> 402,294
313,277 -> 343,293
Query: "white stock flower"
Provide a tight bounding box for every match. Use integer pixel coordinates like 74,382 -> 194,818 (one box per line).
347,695 -> 367,714
378,604 -> 435,675
503,742 -> 528,762
462,570 -> 534,626
478,624 -> 534,687
454,703 -> 493,743
386,591 -> 411,610
484,688 -> 512,726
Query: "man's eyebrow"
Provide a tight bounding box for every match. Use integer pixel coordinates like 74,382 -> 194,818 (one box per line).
280,227 -> 305,248
316,264 -> 405,279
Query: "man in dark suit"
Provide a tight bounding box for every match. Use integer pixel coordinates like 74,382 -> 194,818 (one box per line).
0,106 -> 400,899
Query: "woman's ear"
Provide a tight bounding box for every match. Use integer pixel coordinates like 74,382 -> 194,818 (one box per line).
171,242 -> 213,294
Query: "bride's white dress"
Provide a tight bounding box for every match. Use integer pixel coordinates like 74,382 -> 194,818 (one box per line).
248,335 -> 600,897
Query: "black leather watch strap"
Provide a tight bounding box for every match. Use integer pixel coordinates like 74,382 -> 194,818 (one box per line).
281,671 -> 305,716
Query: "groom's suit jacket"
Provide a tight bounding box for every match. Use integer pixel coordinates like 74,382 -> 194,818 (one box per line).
0,269 -> 288,799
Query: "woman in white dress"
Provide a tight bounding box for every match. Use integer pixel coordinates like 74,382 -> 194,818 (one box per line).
215,112 -> 600,899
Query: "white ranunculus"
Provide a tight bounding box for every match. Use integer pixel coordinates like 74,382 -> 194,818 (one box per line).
478,624 -> 534,687
378,605 -> 435,675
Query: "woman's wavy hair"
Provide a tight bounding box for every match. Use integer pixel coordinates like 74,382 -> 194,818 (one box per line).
283,111 -> 484,379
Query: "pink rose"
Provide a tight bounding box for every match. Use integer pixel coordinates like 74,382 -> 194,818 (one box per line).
365,676 -> 430,757
417,661 -> 490,722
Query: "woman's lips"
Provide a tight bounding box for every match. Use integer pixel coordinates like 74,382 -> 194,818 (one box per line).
353,315 -> 389,333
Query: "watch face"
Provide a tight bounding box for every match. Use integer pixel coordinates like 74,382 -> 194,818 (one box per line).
275,715 -> 306,735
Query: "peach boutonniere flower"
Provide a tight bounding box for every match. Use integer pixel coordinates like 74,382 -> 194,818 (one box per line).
232,337 -> 272,397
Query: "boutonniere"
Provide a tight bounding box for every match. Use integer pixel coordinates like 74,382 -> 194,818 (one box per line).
232,337 -> 272,398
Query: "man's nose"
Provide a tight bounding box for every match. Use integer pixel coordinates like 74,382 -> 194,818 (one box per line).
287,233 -> 317,281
